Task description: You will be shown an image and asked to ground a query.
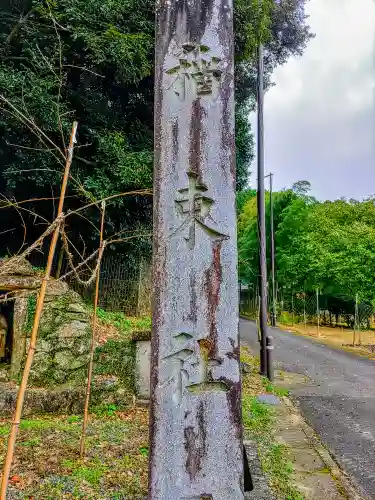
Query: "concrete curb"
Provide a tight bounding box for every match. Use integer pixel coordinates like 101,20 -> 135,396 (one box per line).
283,397 -> 364,500
243,439 -> 276,500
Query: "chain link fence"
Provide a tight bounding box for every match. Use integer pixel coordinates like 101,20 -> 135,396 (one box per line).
28,251 -> 152,316
240,286 -> 375,342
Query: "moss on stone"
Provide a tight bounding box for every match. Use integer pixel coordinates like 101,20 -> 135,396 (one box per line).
131,329 -> 151,342
94,339 -> 135,393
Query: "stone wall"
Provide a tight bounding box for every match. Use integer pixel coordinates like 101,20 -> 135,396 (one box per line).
25,291 -> 91,386
0,259 -> 91,387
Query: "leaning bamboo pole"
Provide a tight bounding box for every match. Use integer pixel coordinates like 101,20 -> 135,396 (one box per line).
79,200 -> 106,458
0,121 -> 78,500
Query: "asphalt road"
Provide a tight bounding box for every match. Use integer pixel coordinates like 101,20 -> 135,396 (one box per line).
240,318 -> 375,499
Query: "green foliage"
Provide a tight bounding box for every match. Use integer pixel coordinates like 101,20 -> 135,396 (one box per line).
66,415 -> 81,423
72,462 -> 107,485
235,104 -> 255,191
91,403 -> 118,417
238,179 -> 375,314
235,0 -> 274,60
262,444 -> 303,500
94,338 -> 135,388
262,378 -> 289,397
242,396 -> 274,436
19,437 -> 41,447
236,189 -> 257,217
96,308 -> 151,336
0,0 -> 313,262
25,294 -> 37,334
138,445 -> 148,457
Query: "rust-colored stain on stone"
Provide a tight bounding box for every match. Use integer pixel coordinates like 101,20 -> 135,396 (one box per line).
219,375 -> 242,439
184,401 -> 207,480
172,119 -> 179,166
189,99 -> 205,181
185,271 -> 197,323
160,0 -> 215,48
204,241 -> 222,359
226,337 -> 240,361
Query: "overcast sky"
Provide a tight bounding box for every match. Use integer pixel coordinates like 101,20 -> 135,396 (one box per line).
249,0 -> 375,201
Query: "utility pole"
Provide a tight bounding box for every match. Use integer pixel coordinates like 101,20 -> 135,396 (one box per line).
257,43 -> 268,377
269,173 -> 277,327
316,288 -> 320,337
353,293 -> 362,346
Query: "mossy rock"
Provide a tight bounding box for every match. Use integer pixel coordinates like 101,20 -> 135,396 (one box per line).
131,330 -> 151,342
94,339 -> 135,393
24,292 -> 92,388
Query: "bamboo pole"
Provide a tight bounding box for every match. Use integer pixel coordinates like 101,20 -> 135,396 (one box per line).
0,121 -> 78,500
79,200 -> 106,458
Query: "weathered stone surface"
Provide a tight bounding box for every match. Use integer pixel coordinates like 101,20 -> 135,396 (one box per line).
150,1 -> 243,498
256,394 -> 281,406
135,339 -> 152,399
1,259 -> 91,386
241,361 -> 251,374
66,303 -> 87,314
0,313 -> 7,358
0,383 -> 85,416
26,299 -> 91,386
293,471 -> 345,499
243,441 -> 275,500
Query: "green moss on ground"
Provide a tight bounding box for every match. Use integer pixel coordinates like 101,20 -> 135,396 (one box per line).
0,408 -> 149,498
241,347 -> 304,500
94,338 -> 135,390
96,309 -> 151,339
1,333 -> 300,499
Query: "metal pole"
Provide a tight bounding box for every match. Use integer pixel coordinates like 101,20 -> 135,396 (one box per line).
354,293 -> 359,345
316,288 -> 320,337
269,173 -> 277,327
266,336 -> 274,381
257,43 -> 268,376
291,291 -> 295,326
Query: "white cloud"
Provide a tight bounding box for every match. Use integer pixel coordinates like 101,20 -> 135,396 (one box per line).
250,0 -> 375,200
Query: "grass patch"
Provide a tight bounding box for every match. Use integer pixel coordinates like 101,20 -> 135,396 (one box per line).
72,463 -> 107,485
0,408 -> 149,498
96,309 -> 151,338
90,403 -> 119,418
242,395 -> 274,438
241,346 -> 304,499
19,437 -> 41,447
262,377 -> 290,397
263,444 -> 304,500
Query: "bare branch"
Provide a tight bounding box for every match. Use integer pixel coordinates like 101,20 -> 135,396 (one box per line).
0,94 -> 66,159
62,65 -> 105,78
67,189 -> 153,217
6,9 -> 34,44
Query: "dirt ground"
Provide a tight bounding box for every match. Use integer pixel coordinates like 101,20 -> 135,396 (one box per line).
278,322 -> 375,360
0,406 -> 149,499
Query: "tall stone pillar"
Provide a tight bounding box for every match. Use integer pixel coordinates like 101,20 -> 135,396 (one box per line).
150,1 -> 244,498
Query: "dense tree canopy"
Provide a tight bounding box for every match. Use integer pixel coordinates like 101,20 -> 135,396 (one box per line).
0,0 -> 313,262
238,184 -> 375,309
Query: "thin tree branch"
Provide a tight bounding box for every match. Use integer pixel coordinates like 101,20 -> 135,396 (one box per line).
0,94 -> 65,159
62,65 -> 105,78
